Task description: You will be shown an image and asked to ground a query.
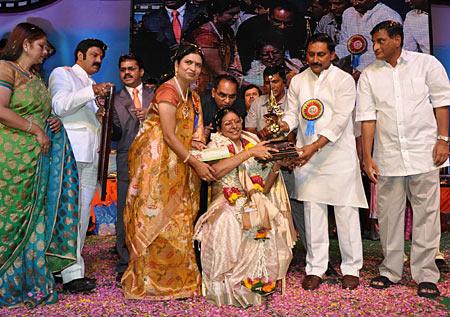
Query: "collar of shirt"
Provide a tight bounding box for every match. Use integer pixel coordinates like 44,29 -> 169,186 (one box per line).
125,83 -> 143,98
72,63 -> 94,84
378,50 -> 412,68
309,64 -> 335,80
166,3 -> 186,22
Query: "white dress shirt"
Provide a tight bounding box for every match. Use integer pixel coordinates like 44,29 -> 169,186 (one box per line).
283,65 -> 367,207
336,3 -> 402,71
125,83 -> 143,106
245,93 -> 287,131
166,3 -> 186,26
403,10 -> 430,54
315,13 -> 341,44
356,50 -> 450,176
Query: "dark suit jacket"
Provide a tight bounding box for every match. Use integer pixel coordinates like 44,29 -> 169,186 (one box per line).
142,3 -> 202,48
201,94 -> 246,132
112,86 -> 154,181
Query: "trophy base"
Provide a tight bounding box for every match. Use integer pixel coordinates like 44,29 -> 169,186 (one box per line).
256,138 -> 299,163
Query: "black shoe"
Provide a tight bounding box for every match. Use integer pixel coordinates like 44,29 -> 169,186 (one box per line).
85,276 -> 97,283
436,259 -> 450,273
63,278 -> 96,294
52,274 -> 63,284
325,263 -> 338,277
115,272 -> 124,288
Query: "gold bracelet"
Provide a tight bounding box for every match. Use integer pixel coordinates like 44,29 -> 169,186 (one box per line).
26,119 -> 33,133
271,166 -> 280,174
183,153 -> 191,163
245,148 -> 251,160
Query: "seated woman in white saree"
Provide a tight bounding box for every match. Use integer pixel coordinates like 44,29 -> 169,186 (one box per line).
194,108 -> 296,308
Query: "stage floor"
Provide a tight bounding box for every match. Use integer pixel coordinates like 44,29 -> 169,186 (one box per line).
2,233 -> 449,316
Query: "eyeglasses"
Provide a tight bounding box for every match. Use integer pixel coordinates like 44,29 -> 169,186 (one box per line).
222,118 -> 242,128
217,92 -> 237,100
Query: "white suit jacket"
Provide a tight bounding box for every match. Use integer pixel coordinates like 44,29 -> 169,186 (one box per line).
49,64 -> 100,163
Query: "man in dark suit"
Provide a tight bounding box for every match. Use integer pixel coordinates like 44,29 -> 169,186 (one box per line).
111,54 -> 154,283
138,0 -> 205,79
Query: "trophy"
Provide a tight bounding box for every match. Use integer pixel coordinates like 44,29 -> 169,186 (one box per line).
257,75 -> 299,162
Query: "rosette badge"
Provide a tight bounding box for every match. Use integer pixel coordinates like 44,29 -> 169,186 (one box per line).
347,34 -> 368,68
301,99 -> 324,136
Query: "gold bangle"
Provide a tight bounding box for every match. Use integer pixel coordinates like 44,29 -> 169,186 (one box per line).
183,153 -> 191,163
245,148 -> 251,160
26,119 -> 33,133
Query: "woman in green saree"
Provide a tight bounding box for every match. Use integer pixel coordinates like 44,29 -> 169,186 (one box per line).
0,23 -> 79,307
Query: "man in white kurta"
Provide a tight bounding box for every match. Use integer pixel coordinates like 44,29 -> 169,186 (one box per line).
282,33 -> 367,291
335,0 -> 401,72
49,39 -> 112,293
357,21 -> 449,298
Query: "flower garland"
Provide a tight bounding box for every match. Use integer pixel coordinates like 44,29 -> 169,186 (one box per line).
221,136 -> 269,205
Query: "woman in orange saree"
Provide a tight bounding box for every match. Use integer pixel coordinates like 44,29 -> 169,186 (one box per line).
122,44 -> 216,300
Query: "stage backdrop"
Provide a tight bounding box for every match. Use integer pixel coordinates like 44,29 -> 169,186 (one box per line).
0,0 -> 131,86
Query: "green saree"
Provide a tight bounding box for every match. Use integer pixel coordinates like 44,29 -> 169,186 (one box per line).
0,60 -> 79,307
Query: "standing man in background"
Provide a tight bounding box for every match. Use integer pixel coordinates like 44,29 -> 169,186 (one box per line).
49,38 -> 112,293
111,53 -> 154,285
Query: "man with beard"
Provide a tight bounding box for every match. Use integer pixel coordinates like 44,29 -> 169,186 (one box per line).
315,0 -> 351,44
280,33 -> 367,290
49,39 -> 113,293
335,0 -> 401,78
236,0 -> 307,74
404,0 -> 429,53
111,54 -> 154,284
137,0 -> 204,79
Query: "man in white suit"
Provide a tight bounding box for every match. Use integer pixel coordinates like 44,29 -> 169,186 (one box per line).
49,39 -> 113,293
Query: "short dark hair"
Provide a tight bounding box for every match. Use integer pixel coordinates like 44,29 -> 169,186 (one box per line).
370,20 -> 404,47
306,33 -> 335,52
208,0 -> 240,15
263,65 -> 286,83
242,84 -> 262,96
214,107 -> 243,129
74,38 -> 107,62
269,0 -> 297,15
213,74 -> 239,90
118,53 -> 143,69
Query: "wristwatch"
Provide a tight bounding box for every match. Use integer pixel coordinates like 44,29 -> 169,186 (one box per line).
437,135 -> 449,142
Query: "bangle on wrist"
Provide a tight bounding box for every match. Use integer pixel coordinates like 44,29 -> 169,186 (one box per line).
245,148 -> 251,160
314,141 -> 321,152
183,153 -> 191,163
271,165 -> 280,174
25,119 -> 33,133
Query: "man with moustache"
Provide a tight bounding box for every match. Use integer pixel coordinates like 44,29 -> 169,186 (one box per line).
111,54 -> 154,284
404,0 -> 429,53
242,84 -> 262,112
335,0 -> 401,78
49,39 -> 113,293
357,21 -> 450,298
245,65 -> 307,250
236,0 -> 307,74
315,0 -> 351,44
280,33 -> 367,290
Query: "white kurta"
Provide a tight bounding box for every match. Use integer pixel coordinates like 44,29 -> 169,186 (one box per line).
283,65 -> 367,208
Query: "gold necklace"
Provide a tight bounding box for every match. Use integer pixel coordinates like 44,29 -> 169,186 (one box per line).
14,61 -> 34,79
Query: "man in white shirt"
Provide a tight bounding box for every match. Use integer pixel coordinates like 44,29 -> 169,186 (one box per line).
49,39 -> 113,293
245,65 -> 307,251
403,0 -> 429,53
335,0 -> 401,77
357,21 -> 450,298
315,0 -> 351,44
281,33 -> 367,291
